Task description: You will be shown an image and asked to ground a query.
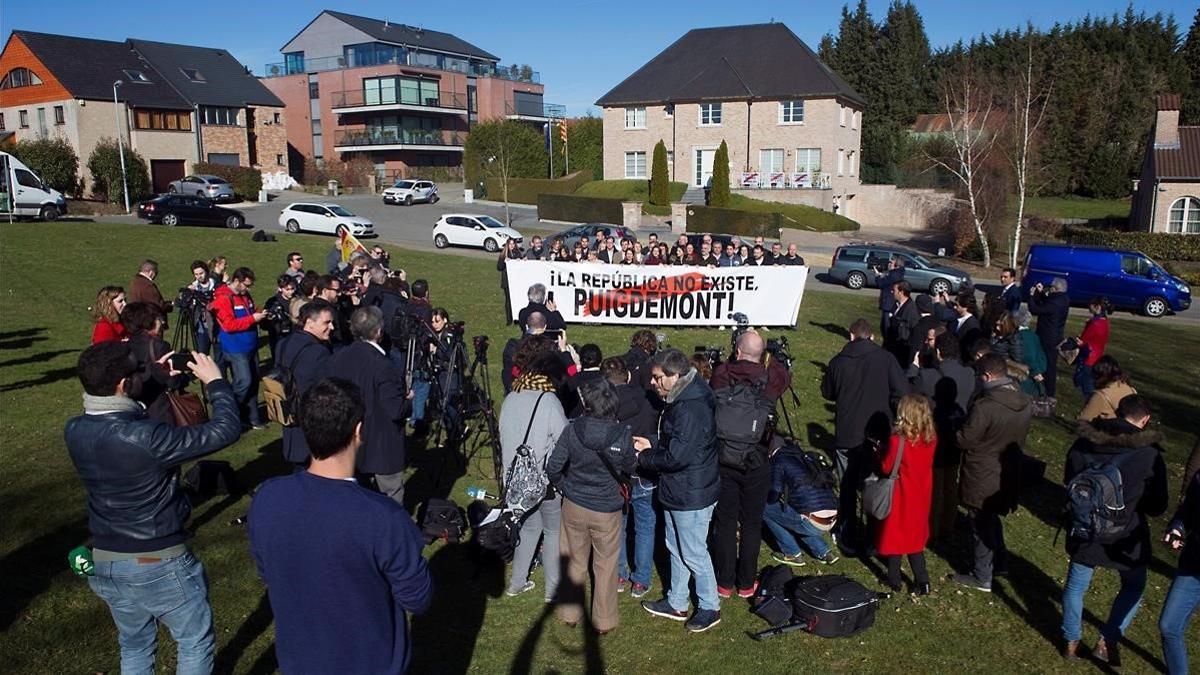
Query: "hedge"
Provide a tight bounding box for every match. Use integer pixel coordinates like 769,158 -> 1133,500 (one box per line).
1061,226 -> 1200,262
537,193 -> 623,224
485,171 -> 590,205
685,206 -> 783,238
192,162 -> 262,199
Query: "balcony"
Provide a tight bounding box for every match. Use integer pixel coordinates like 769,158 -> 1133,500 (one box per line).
331,89 -> 467,115
333,128 -> 467,153
505,101 -> 567,121
262,54 -> 539,83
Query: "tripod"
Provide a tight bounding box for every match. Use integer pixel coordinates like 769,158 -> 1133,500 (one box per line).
171,303 -> 209,407
459,340 -> 503,487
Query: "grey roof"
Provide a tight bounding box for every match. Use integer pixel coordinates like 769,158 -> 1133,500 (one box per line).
9,31 -> 281,109
128,39 -> 283,107
595,23 -> 865,107
12,31 -> 191,109
320,10 -> 499,61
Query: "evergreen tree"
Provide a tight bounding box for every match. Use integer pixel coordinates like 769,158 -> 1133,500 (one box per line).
1183,7 -> 1200,124
649,140 -> 670,206
710,141 -> 731,207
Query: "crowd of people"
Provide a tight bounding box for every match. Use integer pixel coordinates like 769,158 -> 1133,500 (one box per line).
64,241 -> 1199,672
500,231 -> 806,268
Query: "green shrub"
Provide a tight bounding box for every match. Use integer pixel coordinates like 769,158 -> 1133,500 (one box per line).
86,137 -> 150,203
710,141 -> 731,207
650,141 -> 670,206
685,206 -> 782,238
1061,227 -> 1200,262
537,194 -> 623,224
574,179 -> 687,216
10,137 -> 81,195
484,170 -> 590,205
192,162 -> 263,198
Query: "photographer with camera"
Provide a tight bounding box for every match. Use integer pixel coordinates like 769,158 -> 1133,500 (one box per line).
518,284 -> 566,333
263,275 -> 297,366
708,331 -> 789,599
121,302 -> 186,422
182,261 -> 217,355
276,300 -> 335,470
429,308 -> 466,445
210,267 -> 268,430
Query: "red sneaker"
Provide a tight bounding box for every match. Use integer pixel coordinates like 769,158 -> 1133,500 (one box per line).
737,582 -> 759,598
716,585 -> 733,599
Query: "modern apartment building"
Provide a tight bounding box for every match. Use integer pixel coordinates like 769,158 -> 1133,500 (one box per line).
596,23 -> 864,213
261,10 -> 561,180
0,31 -> 286,194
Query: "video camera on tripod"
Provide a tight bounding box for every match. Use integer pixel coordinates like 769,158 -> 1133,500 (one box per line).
174,287 -> 212,314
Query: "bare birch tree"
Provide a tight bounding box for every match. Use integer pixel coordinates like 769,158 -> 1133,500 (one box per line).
926,60 -> 999,268
1007,35 -> 1052,268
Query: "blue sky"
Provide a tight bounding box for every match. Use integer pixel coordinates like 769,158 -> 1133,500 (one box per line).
2,0 -> 1194,116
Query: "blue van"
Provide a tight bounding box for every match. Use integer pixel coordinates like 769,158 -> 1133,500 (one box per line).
1022,244 -> 1191,318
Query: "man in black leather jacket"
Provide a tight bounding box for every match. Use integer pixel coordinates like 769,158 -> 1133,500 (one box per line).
64,342 -> 241,673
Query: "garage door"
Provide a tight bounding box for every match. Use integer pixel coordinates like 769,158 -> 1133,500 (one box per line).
207,153 -> 240,166
150,159 -> 186,195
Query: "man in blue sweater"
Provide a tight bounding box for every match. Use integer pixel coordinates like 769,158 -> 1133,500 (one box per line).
249,378 -> 433,673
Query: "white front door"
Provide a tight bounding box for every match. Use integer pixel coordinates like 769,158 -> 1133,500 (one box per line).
694,149 -> 716,187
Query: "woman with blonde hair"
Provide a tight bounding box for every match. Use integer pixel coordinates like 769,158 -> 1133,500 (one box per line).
207,255 -> 230,286
91,286 -> 128,344
875,394 -> 938,595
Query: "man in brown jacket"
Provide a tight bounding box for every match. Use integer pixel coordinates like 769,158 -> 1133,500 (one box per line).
953,353 -> 1032,592
128,260 -> 173,322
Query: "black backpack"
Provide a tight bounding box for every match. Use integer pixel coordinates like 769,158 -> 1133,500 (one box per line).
1063,452 -> 1132,542
714,375 -> 774,470
788,574 -> 880,638
419,498 -> 466,545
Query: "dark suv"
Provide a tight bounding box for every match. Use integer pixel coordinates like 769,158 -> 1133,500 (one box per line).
828,244 -> 972,295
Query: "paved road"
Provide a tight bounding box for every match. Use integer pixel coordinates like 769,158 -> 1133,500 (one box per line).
96,187 -> 1197,327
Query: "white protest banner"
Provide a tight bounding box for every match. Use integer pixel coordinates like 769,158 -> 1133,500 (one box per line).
505,260 -> 807,326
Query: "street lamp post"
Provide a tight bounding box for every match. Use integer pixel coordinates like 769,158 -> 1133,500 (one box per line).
112,80 -> 130,214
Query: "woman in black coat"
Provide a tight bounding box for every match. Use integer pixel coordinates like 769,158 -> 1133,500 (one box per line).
121,302 -> 185,423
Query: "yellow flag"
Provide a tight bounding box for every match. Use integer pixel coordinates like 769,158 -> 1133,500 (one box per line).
338,227 -> 367,263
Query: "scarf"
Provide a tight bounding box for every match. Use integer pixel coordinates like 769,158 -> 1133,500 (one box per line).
665,367 -> 697,404
512,372 -> 557,393
83,393 -> 142,415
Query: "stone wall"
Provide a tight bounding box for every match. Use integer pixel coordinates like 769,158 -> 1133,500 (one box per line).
734,183 -> 956,230
1151,182 -> 1200,233
201,114 -> 249,166
252,105 -> 288,171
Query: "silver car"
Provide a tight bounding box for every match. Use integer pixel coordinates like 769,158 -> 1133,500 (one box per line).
169,174 -> 236,202
382,179 -> 439,205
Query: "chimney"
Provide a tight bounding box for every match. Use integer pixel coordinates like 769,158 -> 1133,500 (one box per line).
1154,94 -> 1181,150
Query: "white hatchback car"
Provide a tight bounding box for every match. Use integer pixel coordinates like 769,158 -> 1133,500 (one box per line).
432,214 -> 522,252
279,203 -> 374,236
382,179 -> 439,205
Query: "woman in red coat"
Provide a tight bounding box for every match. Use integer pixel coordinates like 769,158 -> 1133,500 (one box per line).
90,285 -> 127,344
1073,297 -> 1111,399
876,393 -> 937,595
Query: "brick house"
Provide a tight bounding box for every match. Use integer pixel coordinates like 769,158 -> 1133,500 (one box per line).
0,31 -> 286,195
261,10 -> 561,181
596,23 -> 864,216
1130,94 -> 1200,233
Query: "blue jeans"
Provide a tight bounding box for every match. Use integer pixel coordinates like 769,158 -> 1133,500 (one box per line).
762,502 -> 831,558
193,321 -> 211,355
87,551 -> 214,675
221,350 -> 262,426
619,481 -> 657,587
663,503 -> 718,612
1061,561 -> 1147,643
410,373 -> 431,423
1160,573 -> 1200,674
1073,346 -> 1095,399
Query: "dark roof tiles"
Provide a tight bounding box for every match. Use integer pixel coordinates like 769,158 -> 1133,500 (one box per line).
324,10 -> 499,61
1155,127 -> 1200,180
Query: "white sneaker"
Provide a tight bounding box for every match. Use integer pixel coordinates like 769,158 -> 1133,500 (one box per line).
506,580 -> 535,597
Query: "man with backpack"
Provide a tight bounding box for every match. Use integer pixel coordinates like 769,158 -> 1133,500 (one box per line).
274,300 -> 335,471
1060,394 -> 1167,664
761,443 -> 840,566
709,331 -> 787,599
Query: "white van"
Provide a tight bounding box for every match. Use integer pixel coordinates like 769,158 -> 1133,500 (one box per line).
0,151 -> 67,220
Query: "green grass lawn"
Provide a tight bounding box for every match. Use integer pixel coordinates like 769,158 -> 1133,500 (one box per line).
726,194 -> 861,232
574,180 -> 688,216
1019,196 -> 1131,222
1,221 -> 1197,673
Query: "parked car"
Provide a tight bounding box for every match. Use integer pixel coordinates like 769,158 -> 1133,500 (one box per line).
136,194 -> 244,229
382,179 -> 439,205
432,214 -> 522,252
1023,243 -> 1190,318
168,174 -> 236,202
0,151 -> 67,220
548,223 -> 637,249
828,243 -> 972,295
278,203 -> 374,236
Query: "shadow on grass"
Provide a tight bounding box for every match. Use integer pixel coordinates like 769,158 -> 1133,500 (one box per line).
0,327 -> 45,341
214,592 -> 275,673
410,541 -> 504,674
403,434 -> 467,515
0,366 -> 77,393
808,322 -> 850,340
510,554 -> 605,675
0,518 -> 90,631
0,336 -> 48,351
0,348 -> 76,370
188,438 -> 291,532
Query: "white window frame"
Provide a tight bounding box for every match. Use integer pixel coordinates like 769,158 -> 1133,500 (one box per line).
624,151 -> 647,179
837,149 -> 845,176
779,100 -> 804,125
664,104 -> 674,119
848,151 -> 856,176
839,105 -> 846,127
795,148 -> 821,174
759,148 -> 785,173
1168,196 -> 1200,233
624,107 -> 646,130
852,110 -> 860,130
699,103 -> 722,126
